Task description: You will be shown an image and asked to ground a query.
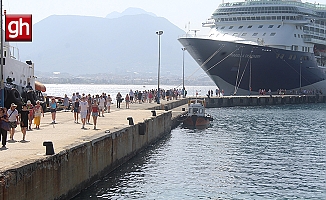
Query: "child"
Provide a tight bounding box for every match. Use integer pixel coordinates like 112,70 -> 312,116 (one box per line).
20,104 -> 29,141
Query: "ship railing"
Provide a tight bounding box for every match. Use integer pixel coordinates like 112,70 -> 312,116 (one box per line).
178,34 -> 209,39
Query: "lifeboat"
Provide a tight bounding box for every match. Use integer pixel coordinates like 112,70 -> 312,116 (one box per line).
35,81 -> 46,92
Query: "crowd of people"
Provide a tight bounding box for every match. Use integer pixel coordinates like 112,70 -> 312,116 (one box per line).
0,87 -> 187,149
0,100 -> 44,148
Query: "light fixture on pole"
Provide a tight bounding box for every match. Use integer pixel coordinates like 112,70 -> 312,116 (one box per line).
181,47 -> 186,98
156,30 -> 163,104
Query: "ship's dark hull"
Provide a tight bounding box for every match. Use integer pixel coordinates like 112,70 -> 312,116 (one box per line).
179,37 -> 326,95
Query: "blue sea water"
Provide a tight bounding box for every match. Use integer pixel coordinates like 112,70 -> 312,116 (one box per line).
73,103 -> 326,199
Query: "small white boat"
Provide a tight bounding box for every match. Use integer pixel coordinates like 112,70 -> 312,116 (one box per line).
180,99 -> 213,128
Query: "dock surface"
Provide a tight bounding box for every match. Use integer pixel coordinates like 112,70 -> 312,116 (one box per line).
0,99 -> 187,172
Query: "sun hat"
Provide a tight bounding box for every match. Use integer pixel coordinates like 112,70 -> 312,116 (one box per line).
11,103 -> 17,107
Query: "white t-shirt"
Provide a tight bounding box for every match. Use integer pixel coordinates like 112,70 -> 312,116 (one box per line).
7,109 -> 19,122
79,101 -> 89,112
99,97 -> 106,107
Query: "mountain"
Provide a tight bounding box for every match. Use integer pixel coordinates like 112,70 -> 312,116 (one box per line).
105,7 -> 157,19
13,9 -> 200,78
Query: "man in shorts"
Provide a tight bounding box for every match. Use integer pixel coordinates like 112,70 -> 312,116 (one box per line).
98,95 -> 106,117
79,97 -> 89,129
7,103 -> 19,141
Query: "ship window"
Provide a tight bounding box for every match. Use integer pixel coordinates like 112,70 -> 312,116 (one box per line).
238,26 -> 243,29
232,33 -> 239,36
261,16 -> 266,20
289,55 -> 293,59
294,34 -> 296,37
277,25 -> 281,28
221,26 -> 225,29
241,33 -> 247,36
248,25 -> 253,28
296,26 -> 298,29
252,33 -> 258,36
268,25 -> 274,28
293,55 -> 296,60
272,16 -> 276,20
20,79 -> 22,84
302,47 -> 305,51
229,26 -> 234,29
4,51 -> 6,57
270,33 -> 276,36
263,33 -> 266,36
258,25 -> 263,28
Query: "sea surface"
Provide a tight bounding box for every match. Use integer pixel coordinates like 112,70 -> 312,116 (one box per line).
43,84 -> 216,98
71,103 -> 326,199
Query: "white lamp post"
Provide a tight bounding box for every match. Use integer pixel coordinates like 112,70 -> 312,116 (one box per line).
181,47 -> 186,98
156,30 -> 163,104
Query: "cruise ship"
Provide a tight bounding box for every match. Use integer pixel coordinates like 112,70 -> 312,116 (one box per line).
179,0 -> 326,95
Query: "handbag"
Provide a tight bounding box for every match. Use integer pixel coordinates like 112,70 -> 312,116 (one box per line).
1,120 -> 10,131
1,111 -> 14,131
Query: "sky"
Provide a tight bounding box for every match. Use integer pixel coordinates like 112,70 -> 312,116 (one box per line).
4,0 -> 317,35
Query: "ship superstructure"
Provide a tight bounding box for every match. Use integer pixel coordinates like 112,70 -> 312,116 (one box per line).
179,0 -> 326,95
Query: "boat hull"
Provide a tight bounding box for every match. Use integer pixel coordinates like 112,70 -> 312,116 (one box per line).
182,115 -> 211,129
179,37 -> 326,95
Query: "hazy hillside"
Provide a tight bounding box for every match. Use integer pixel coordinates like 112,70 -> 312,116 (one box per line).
14,10 -> 200,77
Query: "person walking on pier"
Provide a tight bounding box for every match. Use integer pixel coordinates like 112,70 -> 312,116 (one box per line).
99,95 -> 106,117
86,98 -> 92,125
20,104 -> 29,141
50,98 -> 58,124
33,100 -> 44,129
91,99 -> 99,130
107,94 -> 112,113
26,100 -> 34,131
0,107 -> 9,148
7,103 -> 19,141
125,94 -> 130,109
116,92 -> 122,108
80,97 -> 89,129
73,98 -> 80,123
63,94 -> 69,111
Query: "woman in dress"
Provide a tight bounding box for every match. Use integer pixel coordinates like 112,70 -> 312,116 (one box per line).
91,99 -> 99,130
63,94 -> 69,111
125,94 -> 130,109
33,100 -> 44,129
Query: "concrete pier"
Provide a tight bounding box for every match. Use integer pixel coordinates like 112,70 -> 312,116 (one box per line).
203,94 -> 326,108
0,99 -> 187,200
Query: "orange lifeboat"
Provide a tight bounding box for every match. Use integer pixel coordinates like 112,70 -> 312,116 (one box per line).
35,81 -> 46,92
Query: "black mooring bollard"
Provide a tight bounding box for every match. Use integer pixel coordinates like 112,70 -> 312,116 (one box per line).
43,141 -> 55,155
164,105 -> 168,111
127,117 -> 134,125
151,110 -> 156,116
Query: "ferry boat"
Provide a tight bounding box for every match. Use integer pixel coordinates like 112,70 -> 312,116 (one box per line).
179,99 -> 213,129
179,0 -> 326,95
1,40 -> 45,110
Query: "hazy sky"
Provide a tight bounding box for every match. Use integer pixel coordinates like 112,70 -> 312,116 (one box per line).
3,0 -> 317,34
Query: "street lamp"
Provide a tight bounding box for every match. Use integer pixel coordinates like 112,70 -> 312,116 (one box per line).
181,47 -> 186,98
156,30 -> 163,104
